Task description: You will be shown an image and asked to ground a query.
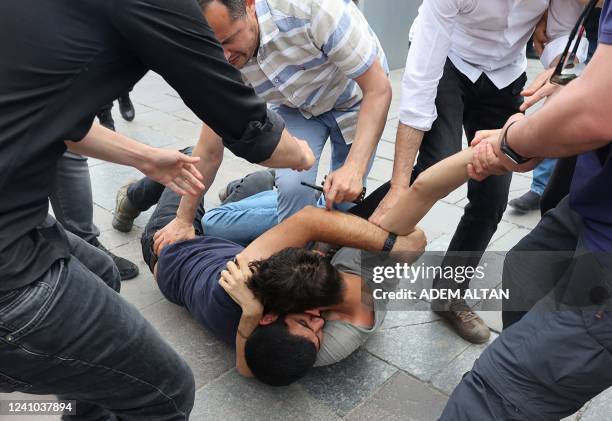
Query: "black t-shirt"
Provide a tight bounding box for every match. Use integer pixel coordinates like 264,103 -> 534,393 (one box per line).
0,0 -> 284,290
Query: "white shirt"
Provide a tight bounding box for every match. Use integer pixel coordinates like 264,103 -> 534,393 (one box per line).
401,0 -> 588,131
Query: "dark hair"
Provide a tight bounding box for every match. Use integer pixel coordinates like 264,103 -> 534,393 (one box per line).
248,248 -> 344,314
198,0 -> 247,19
245,317 -> 317,386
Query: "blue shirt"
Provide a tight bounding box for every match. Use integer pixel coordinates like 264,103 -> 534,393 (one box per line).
569,0 -> 612,251
157,236 -> 244,346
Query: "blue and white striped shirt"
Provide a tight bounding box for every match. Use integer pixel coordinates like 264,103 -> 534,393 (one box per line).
241,0 -> 388,144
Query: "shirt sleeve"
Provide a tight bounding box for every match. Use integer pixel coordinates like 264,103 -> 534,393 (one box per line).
309,0 -> 379,79
541,0 -> 589,68
399,0 -> 464,131
110,0 -> 283,163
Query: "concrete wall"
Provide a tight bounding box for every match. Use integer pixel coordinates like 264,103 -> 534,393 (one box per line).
358,0 -> 420,70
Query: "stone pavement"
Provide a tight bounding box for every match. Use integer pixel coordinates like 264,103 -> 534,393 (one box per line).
2,61 -> 611,421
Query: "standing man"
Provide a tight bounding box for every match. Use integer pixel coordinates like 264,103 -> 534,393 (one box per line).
367,0 -> 587,344
0,0 -> 313,419
442,1 -> 612,417
144,0 -> 391,251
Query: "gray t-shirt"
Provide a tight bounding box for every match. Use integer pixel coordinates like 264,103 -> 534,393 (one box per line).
314,247 -> 396,367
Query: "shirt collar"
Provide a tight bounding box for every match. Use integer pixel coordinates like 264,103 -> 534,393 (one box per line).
255,0 -> 279,46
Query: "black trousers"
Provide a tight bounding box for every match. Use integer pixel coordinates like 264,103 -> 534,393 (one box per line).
352,59 -> 527,289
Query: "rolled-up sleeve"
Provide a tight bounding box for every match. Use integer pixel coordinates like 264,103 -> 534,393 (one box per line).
399,0 -> 461,131
310,0 -> 378,80
541,0 -> 589,68
111,0 -> 282,163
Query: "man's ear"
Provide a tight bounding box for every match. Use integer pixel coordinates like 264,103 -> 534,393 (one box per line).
259,313 -> 278,325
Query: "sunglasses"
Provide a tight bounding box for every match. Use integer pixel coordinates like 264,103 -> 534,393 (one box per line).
551,0 -> 599,86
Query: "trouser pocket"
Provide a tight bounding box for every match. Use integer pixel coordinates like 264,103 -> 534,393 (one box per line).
0,260 -> 63,342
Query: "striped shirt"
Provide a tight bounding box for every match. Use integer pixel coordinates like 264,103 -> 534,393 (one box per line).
241,0 -> 388,144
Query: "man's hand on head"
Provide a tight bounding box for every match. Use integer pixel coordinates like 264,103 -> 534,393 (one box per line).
219,254 -> 263,317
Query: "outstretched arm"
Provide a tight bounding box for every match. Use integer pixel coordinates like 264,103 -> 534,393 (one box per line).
377,148 -> 473,235
240,205 -> 426,264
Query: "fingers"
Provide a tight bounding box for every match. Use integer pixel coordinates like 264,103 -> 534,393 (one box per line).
520,89 -> 545,112
181,167 -> 205,192
472,129 -> 498,146
166,181 -> 187,197
235,254 -> 252,278
179,154 -> 201,165
521,76 -> 545,97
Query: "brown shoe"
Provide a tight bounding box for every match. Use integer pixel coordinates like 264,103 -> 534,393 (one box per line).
432,298 -> 490,344
112,183 -> 140,232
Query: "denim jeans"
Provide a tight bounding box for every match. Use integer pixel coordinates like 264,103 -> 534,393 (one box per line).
274,106 -> 357,223
49,151 -> 100,244
203,190 -> 277,246
530,158 -> 556,196
0,222 -> 194,420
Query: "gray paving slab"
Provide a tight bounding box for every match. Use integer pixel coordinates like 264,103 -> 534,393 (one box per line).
364,321 -> 471,382
110,240 -> 165,311
298,349 -> 397,416
580,388 -> 612,421
191,370 -> 341,421
139,300 -> 236,389
345,372 -> 448,421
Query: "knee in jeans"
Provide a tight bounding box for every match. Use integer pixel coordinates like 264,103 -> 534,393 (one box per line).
173,363 -> 195,415
102,257 -> 121,292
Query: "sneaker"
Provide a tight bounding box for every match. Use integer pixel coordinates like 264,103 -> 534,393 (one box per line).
98,109 -> 115,131
432,298 -> 490,344
508,190 -> 541,214
113,183 -> 141,232
118,94 -> 135,122
91,238 -> 139,281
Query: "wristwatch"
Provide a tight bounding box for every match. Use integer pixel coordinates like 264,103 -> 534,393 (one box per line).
500,121 -> 530,165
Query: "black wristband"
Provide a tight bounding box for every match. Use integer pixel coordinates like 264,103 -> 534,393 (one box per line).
382,232 -> 397,252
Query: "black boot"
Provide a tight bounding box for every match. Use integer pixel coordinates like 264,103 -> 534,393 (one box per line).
97,108 -> 116,131
91,238 -> 139,280
118,93 -> 135,122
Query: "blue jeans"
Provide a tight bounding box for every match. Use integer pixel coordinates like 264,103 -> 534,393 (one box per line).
530,158 -> 556,196
0,220 -> 195,420
274,106 -> 355,223
203,191 -> 277,246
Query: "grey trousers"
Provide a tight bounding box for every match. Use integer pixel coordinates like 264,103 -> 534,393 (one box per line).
49,151 -> 100,244
441,197 -> 612,421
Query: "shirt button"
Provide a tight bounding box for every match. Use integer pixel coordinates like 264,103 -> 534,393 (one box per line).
6,334 -> 14,342
274,78 -> 280,83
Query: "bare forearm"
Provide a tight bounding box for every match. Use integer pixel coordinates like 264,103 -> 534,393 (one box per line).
260,128 -> 306,169
241,206 -> 390,262
381,149 -> 472,235
235,314 -> 258,377
176,125 -> 223,222
66,123 -> 154,171
392,123 -> 425,188
511,45 -> 612,158
345,86 -> 392,174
